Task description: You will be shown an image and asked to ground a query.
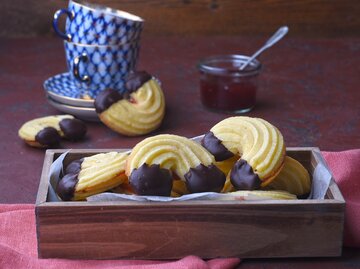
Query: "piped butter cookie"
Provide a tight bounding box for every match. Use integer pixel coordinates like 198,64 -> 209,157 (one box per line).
222,190 -> 297,200
95,71 -> 165,136
202,116 -> 285,190
18,115 -> 87,148
57,151 -> 129,201
125,134 -> 226,196
263,156 -> 311,197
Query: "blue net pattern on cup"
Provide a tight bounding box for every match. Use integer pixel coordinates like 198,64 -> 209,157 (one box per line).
64,41 -> 140,97
67,3 -> 143,45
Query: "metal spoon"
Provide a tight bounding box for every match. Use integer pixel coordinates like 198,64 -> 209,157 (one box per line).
240,26 -> 289,70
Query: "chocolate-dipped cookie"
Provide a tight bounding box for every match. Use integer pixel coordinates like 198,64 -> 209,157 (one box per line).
202,116 -> 285,190
95,71 -> 166,136
18,115 -> 87,148
126,134 -> 226,196
57,152 -> 128,201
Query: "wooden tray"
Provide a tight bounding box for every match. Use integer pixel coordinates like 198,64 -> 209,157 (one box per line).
35,147 -> 345,259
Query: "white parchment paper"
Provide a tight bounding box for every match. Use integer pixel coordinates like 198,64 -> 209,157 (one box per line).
48,150 -> 69,202
308,162 -> 332,199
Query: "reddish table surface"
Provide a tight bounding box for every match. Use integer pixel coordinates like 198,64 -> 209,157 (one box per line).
0,36 -> 359,266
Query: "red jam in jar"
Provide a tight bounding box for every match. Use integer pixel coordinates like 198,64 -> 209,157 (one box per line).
198,55 -> 261,113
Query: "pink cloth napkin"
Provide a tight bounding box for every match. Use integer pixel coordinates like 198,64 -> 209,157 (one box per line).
323,149 -> 360,247
1,149 -> 359,269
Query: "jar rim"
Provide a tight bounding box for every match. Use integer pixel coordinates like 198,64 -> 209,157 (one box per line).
197,54 -> 261,76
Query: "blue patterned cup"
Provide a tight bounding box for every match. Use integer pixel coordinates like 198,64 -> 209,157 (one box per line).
64,41 -> 139,98
53,0 -> 144,45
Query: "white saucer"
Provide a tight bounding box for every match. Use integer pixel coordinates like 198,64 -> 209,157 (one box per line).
44,72 -> 95,108
47,97 -> 99,122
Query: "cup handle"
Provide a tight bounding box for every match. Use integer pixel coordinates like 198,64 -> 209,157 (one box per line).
52,8 -> 74,41
73,53 -> 90,83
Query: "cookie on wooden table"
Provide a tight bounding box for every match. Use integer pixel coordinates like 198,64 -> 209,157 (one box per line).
18,115 -> 87,148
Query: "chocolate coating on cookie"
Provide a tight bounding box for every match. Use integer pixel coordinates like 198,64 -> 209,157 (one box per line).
59,118 -> 87,141
184,164 -> 226,193
57,173 -> 79,201
297,193 -> 310,199
201,132 -> 234,161
95,88 -> 123,113
129,163 -> 173,196
230,159 -> 261,190
35,127 -> 61,146
125,71 -> 152,93
65,158 -> 83,175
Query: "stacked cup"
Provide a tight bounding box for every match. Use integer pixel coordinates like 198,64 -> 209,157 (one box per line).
52,0 -> 144,99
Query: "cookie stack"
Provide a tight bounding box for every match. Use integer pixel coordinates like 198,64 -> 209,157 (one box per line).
44,0 -> 144,121
201,116 -> 311,195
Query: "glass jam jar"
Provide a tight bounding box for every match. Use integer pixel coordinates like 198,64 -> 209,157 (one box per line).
198,55 -> 261,113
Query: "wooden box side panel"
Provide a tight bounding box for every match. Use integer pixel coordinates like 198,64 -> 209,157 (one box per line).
36,203 -> 344,259
287,147 -> 345,202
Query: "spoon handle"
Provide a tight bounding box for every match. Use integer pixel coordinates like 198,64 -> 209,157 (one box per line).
240,26 -> 289,70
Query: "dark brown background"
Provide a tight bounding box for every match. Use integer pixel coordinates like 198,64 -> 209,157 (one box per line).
1,0 -> 360,38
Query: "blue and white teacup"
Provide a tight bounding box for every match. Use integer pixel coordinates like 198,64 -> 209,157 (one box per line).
53,0 -> 144,45
64,41 -> 140,98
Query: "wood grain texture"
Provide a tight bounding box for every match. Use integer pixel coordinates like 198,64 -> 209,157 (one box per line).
35,148 -> 345,259
1,0 -> 360,37
36,202 -> 343,259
